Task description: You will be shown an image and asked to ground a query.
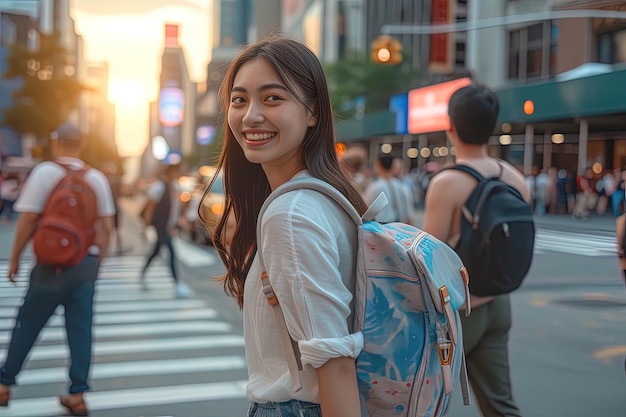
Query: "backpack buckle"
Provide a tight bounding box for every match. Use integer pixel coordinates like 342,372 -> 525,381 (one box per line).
439,285 -> 450,306
260,271 -> 279,306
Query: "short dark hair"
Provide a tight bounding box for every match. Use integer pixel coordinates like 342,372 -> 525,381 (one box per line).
377,155 -> 394,171
448,83 -> 499,145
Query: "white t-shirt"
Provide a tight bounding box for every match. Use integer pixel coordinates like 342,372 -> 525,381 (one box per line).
244,172 -> 363,404
15,157 -> 116,254
146,179 -> 181,228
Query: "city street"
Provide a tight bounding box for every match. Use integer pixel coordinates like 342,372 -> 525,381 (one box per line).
0,200 -> 624,416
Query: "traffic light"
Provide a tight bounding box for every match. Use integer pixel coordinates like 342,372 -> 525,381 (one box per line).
371,35 -> 403,65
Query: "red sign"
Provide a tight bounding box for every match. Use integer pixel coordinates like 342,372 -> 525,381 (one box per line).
429,0 -> 453,72
165,24 -> 179,47
407,78 -> 471,134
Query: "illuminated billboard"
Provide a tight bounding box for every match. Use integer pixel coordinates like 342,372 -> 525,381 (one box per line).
407,77 -> 471,134
158,87 -> 185,127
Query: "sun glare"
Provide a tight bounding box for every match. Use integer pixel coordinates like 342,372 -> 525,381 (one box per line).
109,78 -> 151,108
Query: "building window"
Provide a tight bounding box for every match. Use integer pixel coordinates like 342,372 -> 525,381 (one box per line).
508,21 -> 555,81
455,0 -> 467,67
508,30 -> 520,79
598,28 -> 626,64
526,24 -> 543,79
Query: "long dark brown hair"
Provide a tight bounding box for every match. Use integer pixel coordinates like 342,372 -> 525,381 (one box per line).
199,35 -> 368,308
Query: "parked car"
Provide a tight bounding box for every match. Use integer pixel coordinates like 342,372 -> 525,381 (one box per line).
184,172 -> 235,246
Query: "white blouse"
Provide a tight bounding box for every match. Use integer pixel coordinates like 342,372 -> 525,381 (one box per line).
243,172 -> 363,404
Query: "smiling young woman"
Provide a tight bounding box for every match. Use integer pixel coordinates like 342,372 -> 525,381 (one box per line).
199,35 -> 368,417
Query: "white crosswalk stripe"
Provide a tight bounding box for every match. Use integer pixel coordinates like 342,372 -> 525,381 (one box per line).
0,256 -> 247,416
534,229 -> 617,256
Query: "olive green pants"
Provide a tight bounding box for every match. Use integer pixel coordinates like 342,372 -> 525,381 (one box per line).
461,294 -> 522,417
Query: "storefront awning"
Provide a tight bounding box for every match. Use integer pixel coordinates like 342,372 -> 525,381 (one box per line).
496,66 -> 626,125
335,110 -> 396,143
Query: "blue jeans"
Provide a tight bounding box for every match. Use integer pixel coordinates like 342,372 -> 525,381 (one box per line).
247,400 -> 322,417
0,255 -> 99,394
0,199 -> 15,220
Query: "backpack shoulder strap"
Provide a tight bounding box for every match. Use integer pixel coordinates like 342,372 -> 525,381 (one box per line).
446,164 -> 487,182
255,177 -> 364,394
257,177 -> 362,231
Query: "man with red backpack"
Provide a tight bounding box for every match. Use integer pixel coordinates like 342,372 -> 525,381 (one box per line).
0,123 -> 116,416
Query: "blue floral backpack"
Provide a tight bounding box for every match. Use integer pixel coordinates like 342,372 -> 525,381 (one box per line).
257,177 -> 471,417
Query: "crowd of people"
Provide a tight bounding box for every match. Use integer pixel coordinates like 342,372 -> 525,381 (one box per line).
523,166 -> 626,219
338,150 -> 626,227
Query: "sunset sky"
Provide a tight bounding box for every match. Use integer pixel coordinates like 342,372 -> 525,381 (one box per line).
72,0 -> 212,157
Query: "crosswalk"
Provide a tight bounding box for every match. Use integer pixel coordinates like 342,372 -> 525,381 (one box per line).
0,256 -> 248,416
534,229 -> 617,256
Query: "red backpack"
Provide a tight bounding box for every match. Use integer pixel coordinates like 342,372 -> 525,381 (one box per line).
32,164 -> 98,268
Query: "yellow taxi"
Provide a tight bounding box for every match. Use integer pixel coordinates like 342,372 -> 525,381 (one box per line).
182,167 -> 235,246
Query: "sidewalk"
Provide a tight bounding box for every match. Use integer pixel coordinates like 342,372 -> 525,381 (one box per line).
411,209 -> 617,234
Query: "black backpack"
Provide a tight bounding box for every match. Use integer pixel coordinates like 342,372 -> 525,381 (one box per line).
450,164 -> 535,297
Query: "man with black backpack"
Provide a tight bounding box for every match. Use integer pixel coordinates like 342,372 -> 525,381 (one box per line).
0,123 -> 116,416
423,84 -> 534,417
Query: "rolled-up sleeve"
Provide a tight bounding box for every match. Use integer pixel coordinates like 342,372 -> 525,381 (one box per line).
260,191 -> 363,368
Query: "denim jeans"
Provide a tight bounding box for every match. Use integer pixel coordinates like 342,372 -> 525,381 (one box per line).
247,400 -> 322,417
0,255 -> 99,394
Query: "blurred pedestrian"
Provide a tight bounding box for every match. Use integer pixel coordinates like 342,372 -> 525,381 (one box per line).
573,168 -> 597,219
140,163 -> 191,298
364,154 -> 413,224
339,145 -> 368,193
200,35 -> 365,416
611,169 -> 625,217
556,169 -> 570,214
525,168 -> 536,213
596,169 -> 615,215
616,213 -> 626,283
534,169 -> 550,215
102,161 -> 125,254
0,172 -> 20,223
391,157 -> 418,212
0,122 -> 115,416
422,84 -> 529,417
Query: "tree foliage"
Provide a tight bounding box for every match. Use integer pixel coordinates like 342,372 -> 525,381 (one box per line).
324,54 -> 419,121
1,31 -> 89,139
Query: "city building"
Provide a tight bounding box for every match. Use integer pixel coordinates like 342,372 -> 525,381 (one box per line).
0,9 -> 37,161
142,23 -> 197,178
84,61 -> 116,151
0,0 -> 89,170
194,0 -> 255,169
336,0 -> 626,179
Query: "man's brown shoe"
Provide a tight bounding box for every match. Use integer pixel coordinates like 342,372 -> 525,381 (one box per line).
59,392 -> 88,416
0,384 -> 9,407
